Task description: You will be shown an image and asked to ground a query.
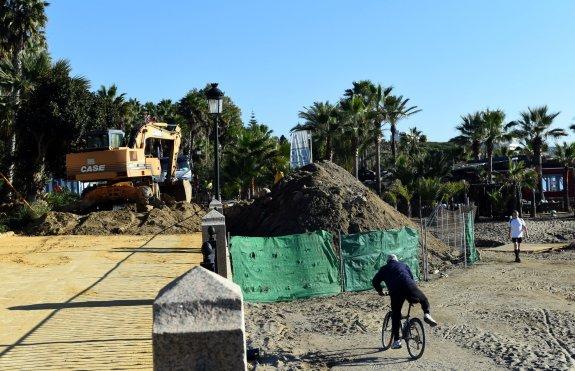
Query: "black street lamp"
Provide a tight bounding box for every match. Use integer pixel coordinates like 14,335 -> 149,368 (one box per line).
205,83 -> 224,201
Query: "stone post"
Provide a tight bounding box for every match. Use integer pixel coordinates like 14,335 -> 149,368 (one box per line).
202,209 -> 231,279
153,266 -> 247,371
209,197 -> 224,214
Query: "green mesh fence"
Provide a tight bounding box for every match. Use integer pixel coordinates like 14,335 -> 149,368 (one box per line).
229,231 -> 341,302
341,227 -> 420,292
465,213 -> 479,264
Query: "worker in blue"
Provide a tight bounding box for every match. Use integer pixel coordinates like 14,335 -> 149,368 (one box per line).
372,254 -> 438,349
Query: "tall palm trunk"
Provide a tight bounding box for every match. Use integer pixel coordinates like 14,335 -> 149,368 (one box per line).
375,134 -> 382,195
390,122 -> 397,161
534,143 -> 543,202
472,140 -> 481,161
515,182 -> 522,217
8,44 -> 23,184
352,136 -> 359,179
487,141 -> 494,183
325,135 -> 333,161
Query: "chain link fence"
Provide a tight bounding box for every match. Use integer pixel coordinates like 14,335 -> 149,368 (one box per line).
421,204 -> 478,280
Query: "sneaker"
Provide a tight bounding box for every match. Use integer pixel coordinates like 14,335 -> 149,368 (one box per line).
424,313 -> 438,327
391,340 -> 402,349
515,256 -> 521,263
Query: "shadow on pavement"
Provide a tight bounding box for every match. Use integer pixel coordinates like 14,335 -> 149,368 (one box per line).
9,299 -> 154,311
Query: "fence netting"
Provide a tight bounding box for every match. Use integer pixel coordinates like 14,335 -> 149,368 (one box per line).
423,205 -> 478,265
340,227 -> 420,292
230,227 -> 422,302
229,231 -> 341,302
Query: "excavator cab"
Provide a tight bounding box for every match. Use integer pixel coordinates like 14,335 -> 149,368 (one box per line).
85,129 -> 126,150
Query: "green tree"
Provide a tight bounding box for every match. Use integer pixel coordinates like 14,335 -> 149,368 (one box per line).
14,58 -> 92,199
506,106 -> 567,201
385,94 -> 420,162
339,95 -> 368,178
294,101 -> 339,161
495,159 -> 537,217
222,120 -> 284,199
93,84 -> 127,130
386,179 -> 413,217
414,177 -> 442,217
554,142 -> 575,211
451,112 -> 485,161
481,109 -> 507,182
399,127 -> 427,156
177,89 -> 210,165
370,84 -> 393,195
0,0 -> 48,183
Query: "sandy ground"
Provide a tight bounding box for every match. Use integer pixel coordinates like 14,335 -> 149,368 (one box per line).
246,248 -> 575,370
475,215 -> 575,247
0,233 -> 202,370
1,233 -> 574,370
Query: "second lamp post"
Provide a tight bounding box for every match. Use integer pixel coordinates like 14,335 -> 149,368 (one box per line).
206,83 -> 224,201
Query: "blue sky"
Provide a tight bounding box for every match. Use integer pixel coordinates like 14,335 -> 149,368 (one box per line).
46,1 -> 575,142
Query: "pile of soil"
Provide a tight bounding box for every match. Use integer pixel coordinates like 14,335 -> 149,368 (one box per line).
225,161 -> 454,265
27,202 -> 205,236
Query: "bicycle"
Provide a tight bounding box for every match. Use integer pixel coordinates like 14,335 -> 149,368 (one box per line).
380,303 -> 426,360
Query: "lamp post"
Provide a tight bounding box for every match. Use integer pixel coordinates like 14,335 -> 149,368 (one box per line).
206,83 -> 224,201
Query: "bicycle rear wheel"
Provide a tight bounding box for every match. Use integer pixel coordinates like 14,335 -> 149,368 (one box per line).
381,311 -> 393,350
405,317 -> 425,359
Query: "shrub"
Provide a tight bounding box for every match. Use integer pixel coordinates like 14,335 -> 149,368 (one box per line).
44,189 -> 79,210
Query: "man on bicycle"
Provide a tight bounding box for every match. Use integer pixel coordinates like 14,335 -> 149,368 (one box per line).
372,254 -> 437,349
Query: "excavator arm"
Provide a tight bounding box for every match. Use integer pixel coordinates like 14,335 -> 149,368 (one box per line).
131,122 -> 182,183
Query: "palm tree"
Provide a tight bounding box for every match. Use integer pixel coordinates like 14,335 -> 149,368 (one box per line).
96,84 -> 127,129
495,159 -> 537,217
482,109 -> 507,182
370,84 -> 393,195
223,122 -> 278,198
555,142 -> 575,211
295,101 -> 339,161
506,106 -> 567,201
0,0 -> 48,182
415,177 -> 442,218
343,80 -> 394,194
177,89 -> 210,166
385,94 -> 421,161
399,127 -> 427,156
339,95 -> 367,178
387,179 -> 414,217
451,112 -> 484,161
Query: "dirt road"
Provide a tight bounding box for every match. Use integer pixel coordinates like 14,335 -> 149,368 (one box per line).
246,248 -> 575,370
0,233 -> 202,370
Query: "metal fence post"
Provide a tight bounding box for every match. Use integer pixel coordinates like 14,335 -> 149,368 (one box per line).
462,209 -> 467,268
338,230 -> 345,292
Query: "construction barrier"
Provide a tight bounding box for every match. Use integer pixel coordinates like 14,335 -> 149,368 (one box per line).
465,213 -> 479,264
230,230 -> 341,302
341,227 -> 420,292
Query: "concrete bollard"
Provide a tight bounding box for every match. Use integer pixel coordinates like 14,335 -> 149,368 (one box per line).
208,197 -> 224,214
153,266 -> 247,371
201,208 -> 231,279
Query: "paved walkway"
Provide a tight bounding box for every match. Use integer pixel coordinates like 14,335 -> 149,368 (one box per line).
0,234 -> 202,370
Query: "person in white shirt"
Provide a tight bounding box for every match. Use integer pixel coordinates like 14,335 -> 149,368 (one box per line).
508,210 -> 528,263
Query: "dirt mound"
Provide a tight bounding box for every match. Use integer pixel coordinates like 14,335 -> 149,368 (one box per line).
28,202 -> 205,236
225,161 -> 453,265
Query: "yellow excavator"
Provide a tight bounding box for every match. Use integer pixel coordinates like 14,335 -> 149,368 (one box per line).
66,122 -> 192,210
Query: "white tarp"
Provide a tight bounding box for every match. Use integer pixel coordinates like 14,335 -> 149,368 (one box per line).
290,130 -> 312,169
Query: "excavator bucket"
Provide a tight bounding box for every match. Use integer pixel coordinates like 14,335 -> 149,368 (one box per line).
159,180 -> 192,203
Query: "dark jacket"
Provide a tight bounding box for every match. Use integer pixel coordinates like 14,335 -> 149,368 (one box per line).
372,260 -> 415,294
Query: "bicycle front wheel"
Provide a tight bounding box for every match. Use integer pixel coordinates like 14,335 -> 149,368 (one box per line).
381,311 -> 393,350
405,317 -> 425,359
